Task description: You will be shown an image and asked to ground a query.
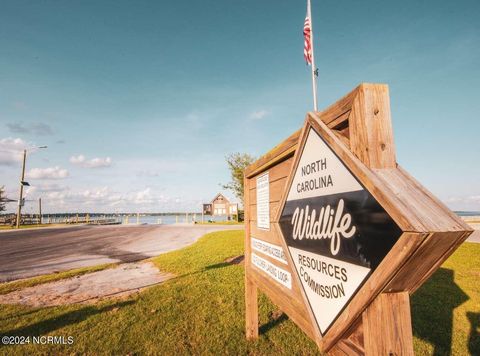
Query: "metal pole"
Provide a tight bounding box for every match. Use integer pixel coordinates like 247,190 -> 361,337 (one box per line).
16,149 -> 27,228
39,198 -> 42,224
307,0 -> 318,111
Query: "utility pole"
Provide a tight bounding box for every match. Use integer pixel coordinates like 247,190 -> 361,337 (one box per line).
38,198 -> 42,224
16,149 -> 27,229
15,145 -> 47,228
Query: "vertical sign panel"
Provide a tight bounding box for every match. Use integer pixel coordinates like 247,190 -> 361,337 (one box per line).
256,172 -> 270,230
279,128 -> 401,335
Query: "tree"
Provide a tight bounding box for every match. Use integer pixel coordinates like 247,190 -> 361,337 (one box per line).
0,186 -> 6,212
222,153 -> 256,205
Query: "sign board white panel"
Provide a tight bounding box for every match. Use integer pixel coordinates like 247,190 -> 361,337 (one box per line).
251,253 -> 292,289
256,172 -> 270,230
251,237 -> 288,264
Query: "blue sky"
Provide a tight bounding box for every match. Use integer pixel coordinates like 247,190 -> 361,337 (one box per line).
0,0 -> 479,213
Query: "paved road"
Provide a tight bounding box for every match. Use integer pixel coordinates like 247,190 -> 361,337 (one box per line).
0,224 -> 243,282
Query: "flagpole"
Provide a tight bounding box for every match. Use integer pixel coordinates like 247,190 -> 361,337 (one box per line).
307,0 -> 318,111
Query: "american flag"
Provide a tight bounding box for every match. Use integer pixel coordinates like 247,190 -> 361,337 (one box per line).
303,15 -> 312,65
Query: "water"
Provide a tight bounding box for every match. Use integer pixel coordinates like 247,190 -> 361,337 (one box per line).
454,211 -> 480,217
37,213 -> 235,225
122,214 -> 232,225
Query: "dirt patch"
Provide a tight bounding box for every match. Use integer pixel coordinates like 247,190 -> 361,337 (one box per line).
0,262 -> 173,307
225,255 -> 244,265
268,309 -> 286,321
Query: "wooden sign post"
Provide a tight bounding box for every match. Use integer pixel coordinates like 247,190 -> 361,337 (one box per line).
244,83 -> 473,355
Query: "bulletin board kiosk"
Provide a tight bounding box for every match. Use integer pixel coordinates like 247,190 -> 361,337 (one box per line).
243,83 -> 473,355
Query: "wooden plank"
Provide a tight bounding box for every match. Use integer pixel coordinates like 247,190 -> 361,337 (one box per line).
331,129 -> 350,148
386,231 -> 470,293
327,317 -> 364,355
319,85 -> 358,126
244,177 -> 252,265
244,176 -> 258,339
349,84 -> 397,169
407,231 -> 470,294
396,166 -> 471,231
362,292 -> 414,356
329,339 -> 364,356
325,110 -> 351,131
245,276 -> 258,339
248,157 -> 293,190
329,323 -> 364,355
249,224 -> 284,245
374,167 -> 470,232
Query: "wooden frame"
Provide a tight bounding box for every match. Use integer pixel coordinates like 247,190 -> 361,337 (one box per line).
244,83 -> 473,354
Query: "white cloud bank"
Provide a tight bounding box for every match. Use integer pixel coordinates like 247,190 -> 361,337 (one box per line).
27,166 -> 69,180
0,137 -> 27,166
445,195 -> 480,211
70,155 -> 112,168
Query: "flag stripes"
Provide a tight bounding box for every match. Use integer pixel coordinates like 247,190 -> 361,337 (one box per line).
304,15 -> 312,65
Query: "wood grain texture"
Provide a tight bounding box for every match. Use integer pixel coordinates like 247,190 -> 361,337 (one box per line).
245,276 -> 258,339
374,167 -> 471,232
386,231 -> 471,293
244,177 -> 259,339
362,292 -> 414,356
328,320 -> 365,355
349,83 -> 397,169
248,157 -> 294,190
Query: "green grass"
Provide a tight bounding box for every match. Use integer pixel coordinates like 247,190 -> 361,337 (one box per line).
411,243 -> 480,355
0,230 -> 478,355
0,264 -> 117,295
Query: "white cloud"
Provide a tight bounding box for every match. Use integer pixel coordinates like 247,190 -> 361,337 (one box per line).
249,109 -> 270,120
444,194 -> 480,211
69,154 -> 86,164
70,154 -> 112,168
0,137 -> 27,166
27,166 -> 69,180
134,188 -> 153,204
81,187 -> 110,200
26,183 -> 67,194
